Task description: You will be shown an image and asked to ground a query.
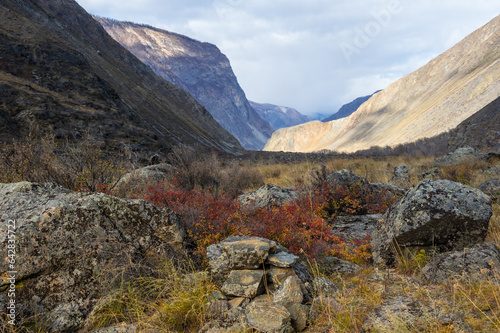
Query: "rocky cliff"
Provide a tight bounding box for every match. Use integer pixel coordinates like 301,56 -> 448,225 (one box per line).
265,15 -> 500,153
95,18 -> 274,150
0,0 -> 241,155
323,91 -> 381,122
249,101 -> 312,131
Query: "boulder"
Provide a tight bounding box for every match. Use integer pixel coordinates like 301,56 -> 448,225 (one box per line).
330,214 -> 383,240
246,301 -> 294,333
479,178 -> 500,202
222,270 -> 265,298
207,236 -> 277,276
389,165 -> 410,188
326,169 -> 368,189
238,184 -> 298,208
273,276 -> 304,304
422,242 -> 500,283
311,277 -> 338,297
371,180 -> 492,267
0,182 -> 186,330
432,147 -> 487,166
113,163 -> 173,195
418,168 -> 441,181
320,257 -> 361,276
269,267 -> 299,287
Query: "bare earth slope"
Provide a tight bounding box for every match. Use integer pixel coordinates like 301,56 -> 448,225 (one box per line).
95,17 -> 273,150
265,15 -> 500,153
0,0 -> 241,155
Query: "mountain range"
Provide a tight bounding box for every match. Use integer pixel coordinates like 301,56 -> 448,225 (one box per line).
249,101 -> 312,131
264,15 -> 500,153
323,91 -> 381,122
0,0 -> 241,157
94,17 -> 274,150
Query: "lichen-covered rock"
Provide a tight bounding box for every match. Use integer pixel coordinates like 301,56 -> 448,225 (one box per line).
0,182 -> 186,330
113,163 -> 173,195
419,168 -> 441,181
432,147 -> 487,166
238,184 -> 298,208
311,277 -> 338,297
207,236 -> 277,276
266,251 -> 299,268
222,270 -> 265,298
479,178 -> 500,202
246,301 -> 294,333
269,267 -> 299,287
371,180 -> 492,266
365,296 -> 423,330
283,303 -> 309,332
320,257 -> 361,276
273,276 -> 304,304
326,170 -> 368,189
389,165 -> 410,188
422,242 -> 500,283
330,214 -> 383,240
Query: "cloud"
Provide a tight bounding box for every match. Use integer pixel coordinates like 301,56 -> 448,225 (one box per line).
76,0 -> 500,115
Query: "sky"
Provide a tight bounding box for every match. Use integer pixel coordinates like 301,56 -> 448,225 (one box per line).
75,0 -> 500,117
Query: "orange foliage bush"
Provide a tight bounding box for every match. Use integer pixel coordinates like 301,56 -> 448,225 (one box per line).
143,179 -> 395,264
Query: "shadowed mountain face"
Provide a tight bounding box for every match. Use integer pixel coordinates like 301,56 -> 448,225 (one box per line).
249,101 -> 312,131
265,15 -> 500,153
0,0 -> 241,155
95,18 -> 274,150
448,96 -> 500,152
323,91 -> 381,122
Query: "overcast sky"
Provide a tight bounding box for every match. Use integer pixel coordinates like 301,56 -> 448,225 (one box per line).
75,0 -> 500,117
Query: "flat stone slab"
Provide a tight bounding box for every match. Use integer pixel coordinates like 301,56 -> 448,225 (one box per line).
266,251 -> 299,268
222,270 -> 264,298
246,301 -> 294,333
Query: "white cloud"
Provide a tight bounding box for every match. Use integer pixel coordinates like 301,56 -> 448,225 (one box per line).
76,0 -> 500,115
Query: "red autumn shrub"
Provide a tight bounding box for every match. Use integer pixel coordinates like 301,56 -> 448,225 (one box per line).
143,182 -> 375,264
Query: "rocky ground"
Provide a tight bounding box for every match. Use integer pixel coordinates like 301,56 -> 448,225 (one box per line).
1,147 -> 499,332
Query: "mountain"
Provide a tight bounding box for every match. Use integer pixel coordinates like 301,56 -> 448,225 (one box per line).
323,91 -> 381,122
0,0 -> 241,155
94,18 -> 274,150
249,101 -> 312,131
264,15 -> 500,153
448,96 -> 500,152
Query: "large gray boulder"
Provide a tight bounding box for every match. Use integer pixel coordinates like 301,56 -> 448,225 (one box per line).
0,182 -> 186,331
371,180 -> 492,267
238,184 -> 298,208
113,163 -> 173,195
326,169 -> 368,189
422,242 -> 500,283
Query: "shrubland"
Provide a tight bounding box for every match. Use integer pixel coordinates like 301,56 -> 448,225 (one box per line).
1,135 -> 499,332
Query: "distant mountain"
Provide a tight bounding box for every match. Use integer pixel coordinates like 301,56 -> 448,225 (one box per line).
0,0 -> 241,155
249,101 -> 312,131
323,91 -> 381,122
265,15 -> 500,153
95,18 -> 273,150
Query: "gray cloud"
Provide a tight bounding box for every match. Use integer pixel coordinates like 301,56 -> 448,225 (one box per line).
76,0 -> 500,116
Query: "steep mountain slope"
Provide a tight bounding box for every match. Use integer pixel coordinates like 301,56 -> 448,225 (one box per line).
95,18 -> 274,150
265,15 -> 500,153
323,91 -> 381,122
0,0 -> 241,155
249,101 -> 312,131
448,96 -> 500,151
